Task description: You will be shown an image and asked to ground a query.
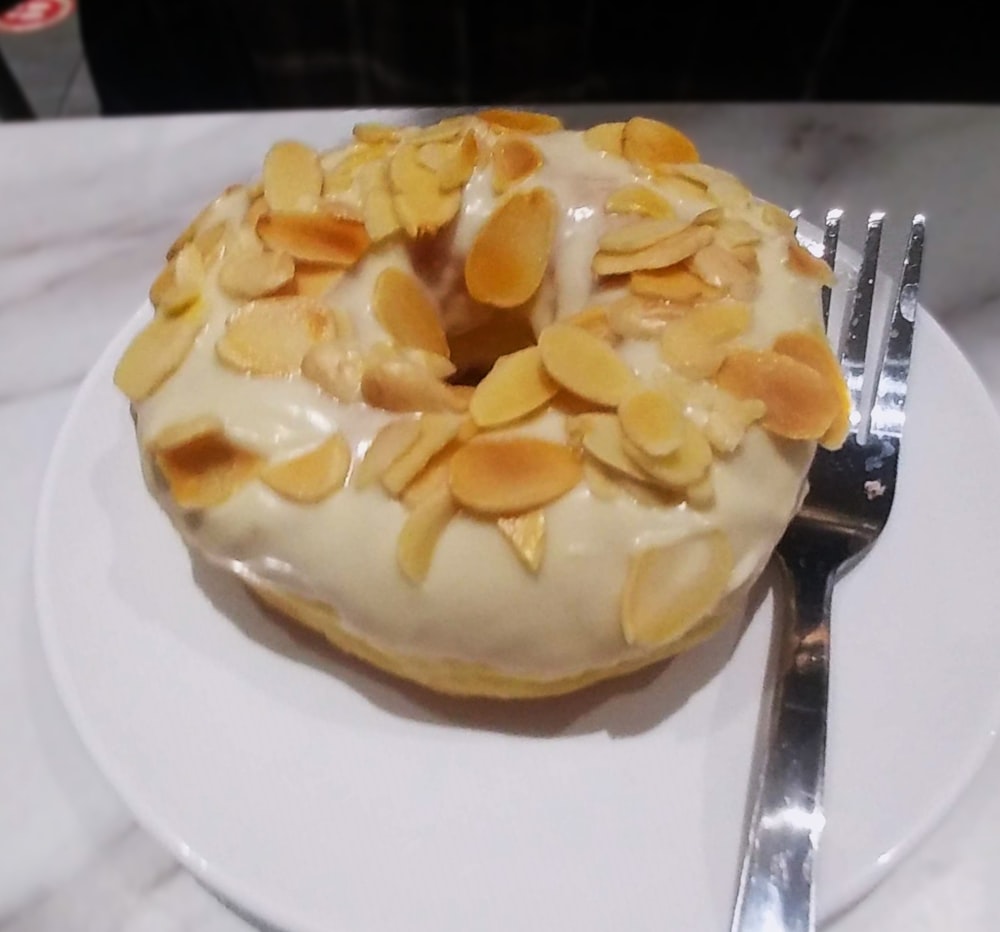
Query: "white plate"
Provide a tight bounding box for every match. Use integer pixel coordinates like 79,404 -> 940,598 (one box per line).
36,267 -> 1000,931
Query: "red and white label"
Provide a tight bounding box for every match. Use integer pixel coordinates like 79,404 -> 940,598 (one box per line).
0,0 -> 75,34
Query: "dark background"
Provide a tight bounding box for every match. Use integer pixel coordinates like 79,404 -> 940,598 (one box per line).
4,0 -> 998,116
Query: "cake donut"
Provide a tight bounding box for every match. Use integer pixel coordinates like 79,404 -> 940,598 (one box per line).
113,110 -> 848,698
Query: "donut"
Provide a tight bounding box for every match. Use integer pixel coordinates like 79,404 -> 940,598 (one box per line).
113,110 -> 848,699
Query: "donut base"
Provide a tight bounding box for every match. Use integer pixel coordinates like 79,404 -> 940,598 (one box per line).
247,580 -> 735,699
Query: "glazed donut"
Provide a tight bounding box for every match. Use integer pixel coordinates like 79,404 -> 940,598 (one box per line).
114,110 -> 847,698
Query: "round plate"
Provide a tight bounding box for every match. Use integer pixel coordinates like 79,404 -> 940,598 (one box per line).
36,277 -> 1000,931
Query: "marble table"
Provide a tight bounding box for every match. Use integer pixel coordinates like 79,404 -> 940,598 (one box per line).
3,105 -> 999,931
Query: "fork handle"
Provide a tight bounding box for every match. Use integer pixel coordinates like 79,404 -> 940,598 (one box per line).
730,553 -> 836,932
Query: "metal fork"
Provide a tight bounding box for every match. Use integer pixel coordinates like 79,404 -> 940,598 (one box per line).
729,210 -> 926,932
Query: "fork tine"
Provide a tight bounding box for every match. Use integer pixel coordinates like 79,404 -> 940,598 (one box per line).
821,208 -> 843,329
841,211 -> 885,425
869,215 -> 926,439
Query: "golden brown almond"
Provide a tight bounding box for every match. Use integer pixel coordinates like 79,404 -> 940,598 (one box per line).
629,266 -> 723,303
261,434 -> 351,503
301,340 -> 365,402
621,419 -> 713,489
618,389 -> 685,457
361,358 -> 469,413
469,346 -> 559,428
256,210 -> 371,265
477,108 -> 563,134
354,418 -> 422,489
598,217 -> 689,254
605,184 -> 675,219
113,305 -> 205,402
491,136 -> 544,194
772,330 -> 850,448
263,140 -> 323,212
622,116 -> 699,169
583,122 -> 625,155
389,143 -> 462,236
397,482 -> 456,583
465,187 -> 557,308
381,414 -> 464,495
592,224 -> 713,276
688,242 -> 758,301
787,239 -> 836,287
538,323 -> 638,407
449,437 -> 582,515
497,510 -> 546,572
372,267 -> 450,357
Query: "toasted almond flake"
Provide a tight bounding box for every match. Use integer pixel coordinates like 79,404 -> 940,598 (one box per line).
409,115 -> 472,144
491,136 -> 544,194
256,209 -> 371,265
166,186 -> 248,259
114,306 -> 204,401
382,413 -> 464,495
593,224 -> 713,276
598,216 -> 690,254
715,347 -> 840,440
356,161 -> 401,242
605,294 -> 686,341
353,122 -> 401,144
497,510 -> 546,572
579,414 -> 650,482
538,323 -> 638,407
261,434 -> 351,503
301,340 -> 364,402
465,187 -> 557,308
416,140 -> 455,173
397,482 -> 456,583
731,244 -> 760,272
716,218 -> 763,249
354,418 -> 421,489
449,437 -> 581,514
437,131 -> 479,190
760,202 -> 797,233
193,221 -> 227,264
477,108 -> 563,134
672,163 -> 751,209
150,244 -> 204,316
629,266 -> 723,303
618,390 -> 685,457
402,348 -> 456,380
688,242 -> 758,301
389,143 -> 462,236
469,346 -> 558,428
361,357 -> 468,413
399,444 -> 455,509
372,267 -> 449,357
787,240 -> 835,287
703,394 -> 766,453
605,184 -> 675,219
551,390 -> 601,417
290,263 -> 344,298
660,299 -> 752,379
217,241 -> 295,300
655,174 -> 717,210
583,122 -> 625,155
151,421 -> 262,510
263,141 -> 323,212
321,142 -> 392,194
245,195 -> 268,230
621,419 -> 713,488
564,306 -> 618,343
622,116 -> 699,169
773,330 -> 850,448
622,530 -> 732,646
216,297 -> 333,376
582,459 -> 622,500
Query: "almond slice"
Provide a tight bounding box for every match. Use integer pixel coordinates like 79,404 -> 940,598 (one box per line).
449,437 -> 581,515
477,108 -> 563,134
622,116 -> 699,169
715,347 -> 840,440
629,267 -> 723,303
114,306 -> 204,402
397,482 -> 456,583
773,330 -> 850,448
660,299 -> 752,379
538,323 -> 638,407
760,202 -> 797,234
622,419 -> 713,489
579,414 -> 650,482
688,243 -> 758,301
389,143 -> 462,236
592,224 -> 713,276
583,122 -> 625,155
217,241 -> 295,300
408,116 -> 471,144
605,295 -> 685,341
563,306 -> 617,343
621,530 -> 732,647
655,174 -> 718,211
357,161 -> 401,242
262,434 -> 351,503
786,240 -> 836,287
497,510 -> 546,572
353,122 -> 401,144
437,131 -> 479,191
715,218 -> 763,249
671,163 -> 751,209
149,243 -> 204,316
256,210 -> 371,266
372,267 -> 449,357
618,389 -> 685,457
465,187 -> 557,308
322,142 -> 392,195
605,184 -> 675,219
263,140 -> 323,212
598,216 -> 689,254
301,340 -> 364,402
361,357 -> 468,413
381,413 -> 464,496
216,297 -> 333,376
469,346 -> 559,428
150,419 -> 262,510
290,263 -> 345,298
354,418 -> 422,489
491,136 -> 544,194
